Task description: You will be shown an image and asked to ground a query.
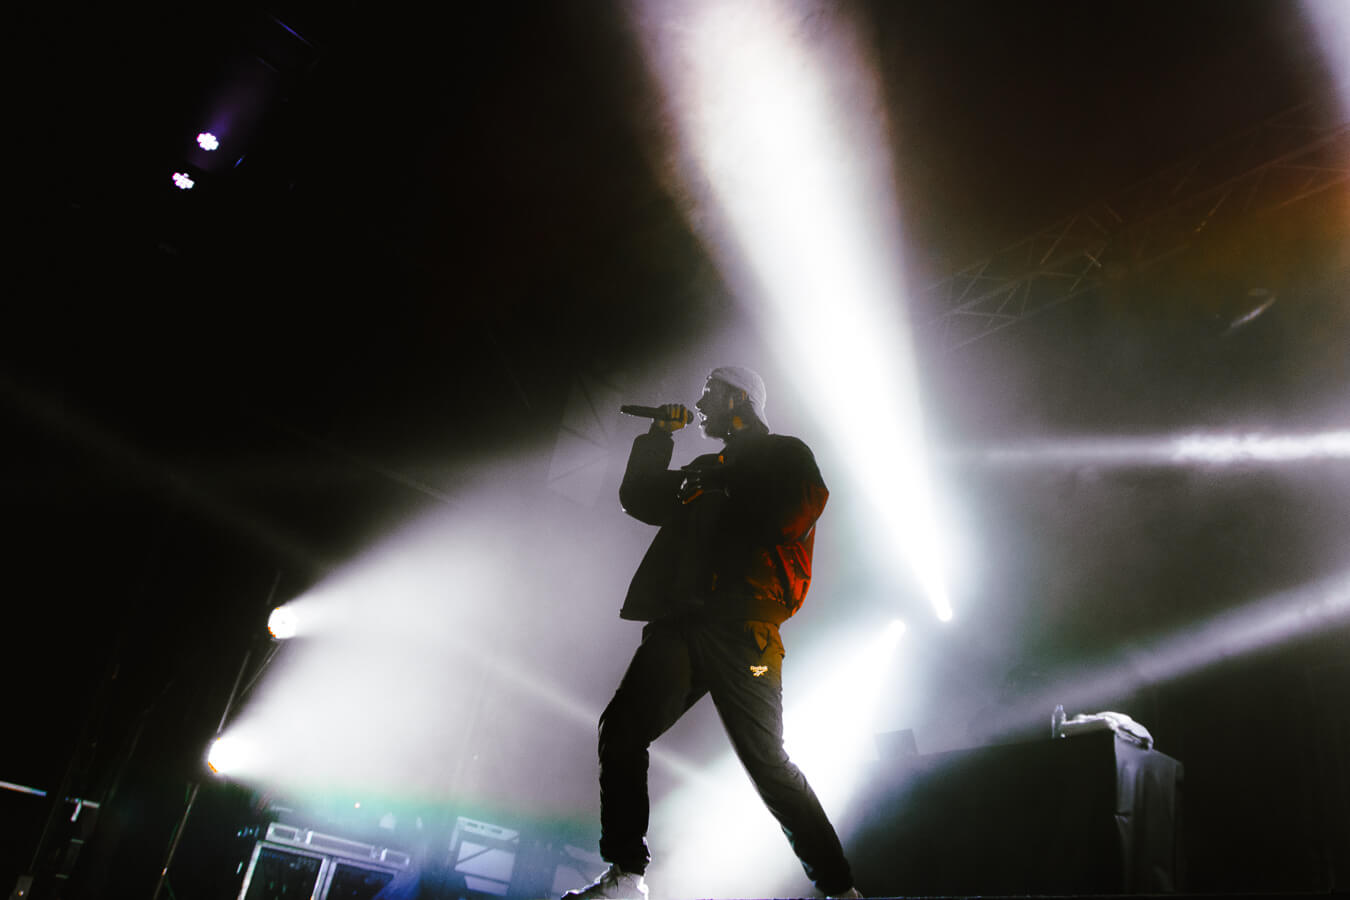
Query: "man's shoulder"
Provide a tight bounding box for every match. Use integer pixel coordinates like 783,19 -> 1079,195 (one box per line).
762,432 -> 815,455
746,432 -> 820,469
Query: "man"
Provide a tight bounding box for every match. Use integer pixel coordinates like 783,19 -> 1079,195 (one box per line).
565,366 -> 860,900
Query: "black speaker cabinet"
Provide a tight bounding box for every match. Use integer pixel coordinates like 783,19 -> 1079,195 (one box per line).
848,729 -> 1183,896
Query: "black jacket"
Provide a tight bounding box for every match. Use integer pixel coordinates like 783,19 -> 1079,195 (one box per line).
617,426 -> 829,624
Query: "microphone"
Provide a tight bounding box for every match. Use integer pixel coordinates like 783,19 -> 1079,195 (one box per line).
620,404 -> 693,425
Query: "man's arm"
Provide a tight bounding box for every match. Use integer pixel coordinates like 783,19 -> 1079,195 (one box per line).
618,428 -> 684,525
619,404 -> 697,525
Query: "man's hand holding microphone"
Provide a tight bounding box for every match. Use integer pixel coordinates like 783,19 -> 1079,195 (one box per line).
619,402 -> 726,502
619,403 -> 693,433
651,404 -> 693,433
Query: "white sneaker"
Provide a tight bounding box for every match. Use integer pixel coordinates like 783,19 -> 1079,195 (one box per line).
561,865 -> 650,900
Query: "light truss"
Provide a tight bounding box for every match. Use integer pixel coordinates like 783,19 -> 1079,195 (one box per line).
924,101 -> 1350,351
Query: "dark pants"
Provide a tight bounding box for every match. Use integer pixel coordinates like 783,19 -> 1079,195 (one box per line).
596,615 -> 853,894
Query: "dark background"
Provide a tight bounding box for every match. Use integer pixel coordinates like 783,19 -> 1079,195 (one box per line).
6,1 -> 1349,897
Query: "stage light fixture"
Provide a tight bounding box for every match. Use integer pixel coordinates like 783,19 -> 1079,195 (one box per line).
207,734 -> 246,775
196,131 -> 219,151
171,172 -> 195,190
268,605 -> 298,640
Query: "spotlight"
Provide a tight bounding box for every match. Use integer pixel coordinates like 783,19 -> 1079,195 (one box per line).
171,172 -> 195,190
207,734 -> 247,776
267,605 -> 298,640
196,131 -> 220,151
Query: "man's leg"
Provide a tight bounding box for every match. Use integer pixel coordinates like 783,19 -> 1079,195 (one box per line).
700,621 -> 855,894
597,620 -> 707,874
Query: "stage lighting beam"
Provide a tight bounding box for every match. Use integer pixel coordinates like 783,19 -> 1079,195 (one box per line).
983,568 -> 1350,743
949,430 -> 1350,468
648,616 -> 909,898
631,0 -> 955,622
1302,0 -> 1350,121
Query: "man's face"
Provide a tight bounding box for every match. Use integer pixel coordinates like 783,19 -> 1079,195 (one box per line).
695,379 -> 740,439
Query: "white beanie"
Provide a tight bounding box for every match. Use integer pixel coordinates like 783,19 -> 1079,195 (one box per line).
709,365 -> 769,429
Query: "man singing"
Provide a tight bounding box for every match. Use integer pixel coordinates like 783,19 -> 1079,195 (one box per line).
565,366 -> 860,900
